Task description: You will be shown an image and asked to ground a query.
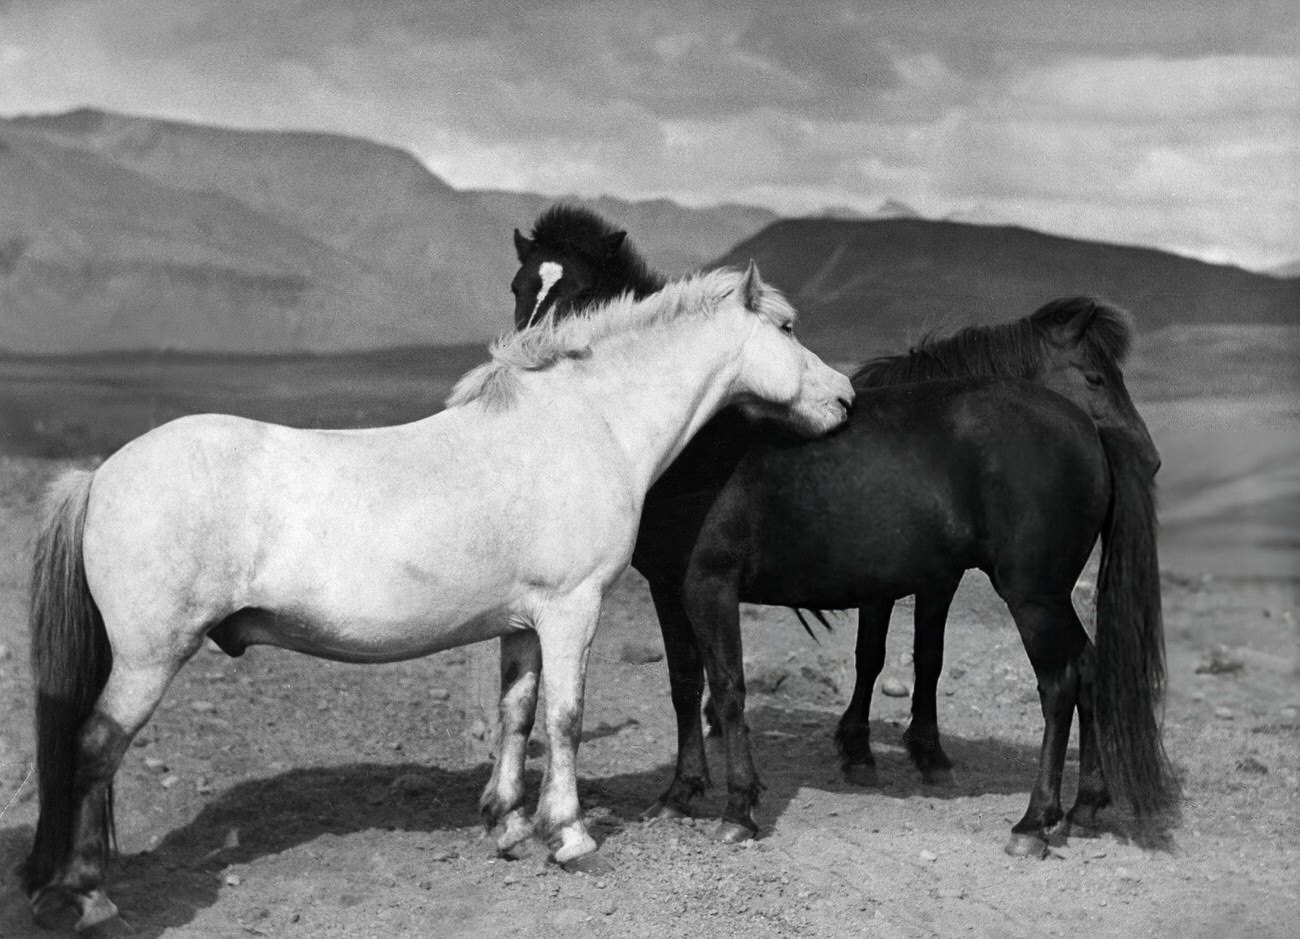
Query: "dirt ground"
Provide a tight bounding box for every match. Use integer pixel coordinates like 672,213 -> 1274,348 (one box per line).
0,436 -> 1296,938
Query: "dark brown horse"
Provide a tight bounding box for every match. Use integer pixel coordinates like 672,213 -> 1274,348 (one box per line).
512,206 -> 1178,855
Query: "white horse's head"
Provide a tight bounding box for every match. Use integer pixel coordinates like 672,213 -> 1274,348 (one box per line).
723,261 -> 853,436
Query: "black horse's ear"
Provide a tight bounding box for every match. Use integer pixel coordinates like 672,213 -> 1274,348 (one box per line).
1045,299 -> 1100,347
603,231 -> 627,257
738,259 -> 764,312
513,229 -> 533,262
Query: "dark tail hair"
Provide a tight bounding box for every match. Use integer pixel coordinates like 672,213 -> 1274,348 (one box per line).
1093,428 -> 1181,824
20,470 -> 114,894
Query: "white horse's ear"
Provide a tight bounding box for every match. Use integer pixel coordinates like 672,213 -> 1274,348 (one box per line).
739,259 -> 764,312
514,229 -> 533,262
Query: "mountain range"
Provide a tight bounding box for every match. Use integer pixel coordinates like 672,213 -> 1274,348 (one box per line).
1,108 -> 1294,355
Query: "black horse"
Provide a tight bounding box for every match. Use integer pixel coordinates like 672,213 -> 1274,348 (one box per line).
511,206 -> 1179,855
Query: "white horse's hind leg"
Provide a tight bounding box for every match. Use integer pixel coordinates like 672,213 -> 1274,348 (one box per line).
44,659 -> 182,933
479,631 -> 542,856
531,589 -> 603,864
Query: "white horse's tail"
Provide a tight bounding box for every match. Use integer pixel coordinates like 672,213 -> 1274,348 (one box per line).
20,470 -> 114,896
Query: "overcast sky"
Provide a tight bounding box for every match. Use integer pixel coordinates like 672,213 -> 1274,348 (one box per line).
1,0 -> 1297,270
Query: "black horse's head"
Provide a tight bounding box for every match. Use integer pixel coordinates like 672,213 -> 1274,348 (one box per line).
1029,297 -> 1161,476
511,204 -> 666,330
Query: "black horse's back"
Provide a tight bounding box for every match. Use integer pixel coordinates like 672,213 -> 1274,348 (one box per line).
724,378 -> 1107,608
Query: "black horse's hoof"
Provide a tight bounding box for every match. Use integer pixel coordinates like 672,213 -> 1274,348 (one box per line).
82,913 -> 134,938
560,852 -> 614,876
1004,833 -> 1049,858
920,767 -> 956,787
29,887 -> 77,930
843,762 -> 878,787
1068,821 -> 1103,840
712,821 -> 756,844
640,800 -> 690,822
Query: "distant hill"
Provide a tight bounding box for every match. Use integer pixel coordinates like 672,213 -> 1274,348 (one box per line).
0,108 -> 775,353
713,218 -> 1300,356
1,108 -> 1294,355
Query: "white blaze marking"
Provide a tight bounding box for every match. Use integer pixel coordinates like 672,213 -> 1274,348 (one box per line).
528,261 -> 564,327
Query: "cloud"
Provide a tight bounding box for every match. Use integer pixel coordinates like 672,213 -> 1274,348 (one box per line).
0,0 -> 1296,268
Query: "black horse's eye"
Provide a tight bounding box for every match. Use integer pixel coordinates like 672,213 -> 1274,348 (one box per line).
1085,372 -> 1105,387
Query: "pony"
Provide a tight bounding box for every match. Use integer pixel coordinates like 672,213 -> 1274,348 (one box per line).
20,263 -> 853,933
511,207 -> 1178,856
512,204 -> 666,330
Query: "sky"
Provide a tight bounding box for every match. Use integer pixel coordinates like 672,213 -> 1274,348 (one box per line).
1,0 -> 1297,271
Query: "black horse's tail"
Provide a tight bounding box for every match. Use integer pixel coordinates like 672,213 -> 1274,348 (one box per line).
20,469 -> 114,895
1093,428 -> 1181,824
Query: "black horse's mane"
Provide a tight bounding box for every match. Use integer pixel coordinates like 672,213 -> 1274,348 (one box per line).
528,204 -> 667,300
852,297 -> 1133,388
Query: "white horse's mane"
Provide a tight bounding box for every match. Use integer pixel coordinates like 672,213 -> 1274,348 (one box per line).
447,267 -> 795,411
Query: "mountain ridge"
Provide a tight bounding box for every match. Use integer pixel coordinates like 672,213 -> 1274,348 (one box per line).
2,107 -> 1293,355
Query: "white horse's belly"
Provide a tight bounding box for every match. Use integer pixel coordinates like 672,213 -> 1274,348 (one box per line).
214,600 -> 520,663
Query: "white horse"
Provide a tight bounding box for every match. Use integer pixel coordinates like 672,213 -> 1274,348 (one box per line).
22,262 -> 852,932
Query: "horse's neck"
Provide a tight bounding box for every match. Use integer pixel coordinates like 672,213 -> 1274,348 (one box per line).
563,319 -> 744,496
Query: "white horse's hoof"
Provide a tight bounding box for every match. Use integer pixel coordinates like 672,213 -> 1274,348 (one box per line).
551,831 -> 599,865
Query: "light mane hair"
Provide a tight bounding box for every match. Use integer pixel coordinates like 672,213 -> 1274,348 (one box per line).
447,267 -> 795,411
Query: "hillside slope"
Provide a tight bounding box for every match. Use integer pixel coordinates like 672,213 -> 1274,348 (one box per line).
715,218 -> 1299,355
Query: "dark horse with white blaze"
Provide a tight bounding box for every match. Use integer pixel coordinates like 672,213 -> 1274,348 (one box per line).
512,205 -> 1180,855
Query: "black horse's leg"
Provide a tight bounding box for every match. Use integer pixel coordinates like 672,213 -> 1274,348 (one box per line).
1066,640 -> 1112,834
903,584 -> 960,785
835,596 -> 894,786
684,570 -> 761,842
1002,594 -> 1088,857
641,581 -> 711,821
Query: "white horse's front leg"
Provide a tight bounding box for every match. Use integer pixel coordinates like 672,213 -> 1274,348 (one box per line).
479,631 -> 542,856
533,588 -> 603,864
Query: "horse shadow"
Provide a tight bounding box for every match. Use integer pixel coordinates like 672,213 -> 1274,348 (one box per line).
0,754 -> 675,938
0,709 -> 1066,937
741,701 -> 1069,807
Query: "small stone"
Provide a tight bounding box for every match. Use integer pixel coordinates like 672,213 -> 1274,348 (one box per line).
429,688 -> 451,701
1236,756 -> 1268,775
225,873 -> 241,887
1214,707 -> 1234,721
936,887 -> 964,900
190,700 -> 216,713
602,899 -> 617,916
948,668 -> 966,680
1090,849 -> 1107,859
618,642 -> 664,665
918,849 -> 938,862
161,775 -> 180,789
1196,645 -> 1244,675
144,757 -> 167,773
881,678 -> 911,698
